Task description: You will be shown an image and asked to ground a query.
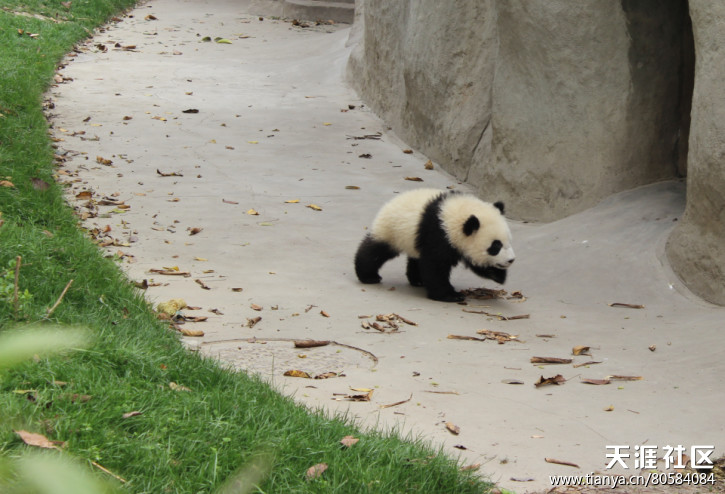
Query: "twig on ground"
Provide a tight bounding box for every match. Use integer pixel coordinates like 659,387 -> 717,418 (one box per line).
13,255 -> 21,318
90,460 -> 127,483
46,279 -> 73,318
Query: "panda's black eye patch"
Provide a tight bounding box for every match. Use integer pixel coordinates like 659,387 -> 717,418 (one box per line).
487,240 -> 503,256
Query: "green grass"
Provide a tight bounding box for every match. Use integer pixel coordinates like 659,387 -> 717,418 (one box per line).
0,2 -> 495,493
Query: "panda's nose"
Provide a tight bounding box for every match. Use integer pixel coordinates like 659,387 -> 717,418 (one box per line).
507,258 -> 515,266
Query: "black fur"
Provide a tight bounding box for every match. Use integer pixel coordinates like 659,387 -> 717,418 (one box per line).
354,234 -> 399,284
494,201 -> 505,214
463,215 -> 480,236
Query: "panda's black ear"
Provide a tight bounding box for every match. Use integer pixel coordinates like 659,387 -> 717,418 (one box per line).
463,215 -> 480,236
493,201 -> 505,214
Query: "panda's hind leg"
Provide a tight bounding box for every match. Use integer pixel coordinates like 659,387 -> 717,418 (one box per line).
355,234 -> 399,284
406,257 -> 423,286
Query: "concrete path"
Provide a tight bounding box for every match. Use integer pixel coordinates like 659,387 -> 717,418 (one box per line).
49,1 -> 725,492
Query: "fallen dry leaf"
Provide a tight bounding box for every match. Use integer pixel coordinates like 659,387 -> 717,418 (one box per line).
477,329 -> 520,344
306,204 -> 322,211
179,328 -> 204,337
294,340 -> 330,348
320,310 -> 330,318
14,430 -> 64,450
380,393 -> 412,409
445,422 -> 460,435
573,360 -> 604,368
581,378 -> 610,385
250,303 -> 263,311
0,180 -> 15,188
531,356 -> 573,365
460,463 -> 481,472
572,345 -> 591,356
424,160 -> 434,170
122,411 -> 143,419
534,374 -> 567,387
247,316 -> 262,328
404,176 -> 423,182
608,302 -> 645,309
156,169 -> 182,177
545,458 -> 580,468
448,334 -> 487,342
169,382 -> 191,392
340,435 -> 359,448
284,370 -> 311,378
188,227 -> 203,235
604,405 -> 615,411
305,463 -> 327,480
222,199 -> 239,204
246,208 -> 259,215
607,375 -> 643,381
403,149 -> 413,154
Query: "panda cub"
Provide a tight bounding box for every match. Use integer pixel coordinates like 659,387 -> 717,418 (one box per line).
355,189 -> 515,302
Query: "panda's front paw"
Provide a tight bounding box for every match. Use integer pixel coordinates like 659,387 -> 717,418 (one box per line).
358,274 -> 382,284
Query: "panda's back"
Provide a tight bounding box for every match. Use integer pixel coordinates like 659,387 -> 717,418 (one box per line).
371,189 -> 444,258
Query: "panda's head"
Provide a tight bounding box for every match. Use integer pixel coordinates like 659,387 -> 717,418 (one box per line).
441,195 -> 515,283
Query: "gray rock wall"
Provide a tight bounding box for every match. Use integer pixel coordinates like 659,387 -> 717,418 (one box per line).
666,1 -> 725,306
348,0 -> 689,221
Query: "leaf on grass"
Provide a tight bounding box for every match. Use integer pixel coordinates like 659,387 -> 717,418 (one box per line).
534,374 -> 566,387
0,180 -> 15,188
284,370 -> 311,378
608,302 -> 645,309
14,430 -> 64,449
30,178 -> 50,190
169,382 -> 191,392
445,422 -> 460,435
581,378 -> 610,385
305,463 -> 327,480
340,436 -> 359,448
572,345 -> 591,356
531,356 -> 572,364
460,463 -> 481,472
122,411 -> 143,419
545,458 -> 580,468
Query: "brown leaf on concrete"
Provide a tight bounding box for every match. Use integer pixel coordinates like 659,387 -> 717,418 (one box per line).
404,176 -> 423,182
247,316 -> 261,328
156,169 -> 182,177
188,227 -> 203,235
581,378 -> 610,385
607,375 -> 643,381
179,328 -> 204,337
294,340 -> 330,348
284,370 -> 311,378
320,310 -> 330,317
250,303 -> 262,311
380,393 -> 412,409
572,345 -> 591,356
445,422 -> 461,435
534,374 -> 567,387
314,372 -> 339,379
608,302 -> 645,309
531,356 -> 572,364
448,334 -> 487,342
222,198 -> 238,204
545,457 -> 580,468
195,279 -> 210,290
572,360 -> 603,368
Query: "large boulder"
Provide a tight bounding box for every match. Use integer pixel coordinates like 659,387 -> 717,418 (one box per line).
666,1 -> 725,306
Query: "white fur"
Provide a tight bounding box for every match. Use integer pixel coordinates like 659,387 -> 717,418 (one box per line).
440,194 -> 515,268
370,189 -> 442,258
370,188 -> 514,268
